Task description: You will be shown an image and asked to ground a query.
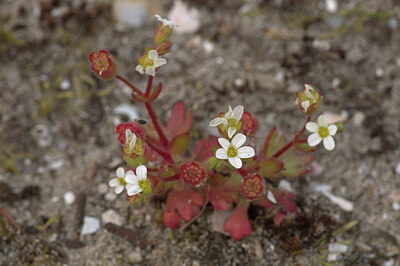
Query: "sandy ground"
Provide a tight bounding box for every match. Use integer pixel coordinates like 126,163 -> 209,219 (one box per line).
1,0 -> 400,265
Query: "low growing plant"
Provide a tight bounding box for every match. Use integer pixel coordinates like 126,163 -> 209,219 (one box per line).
90,16 -> 343,240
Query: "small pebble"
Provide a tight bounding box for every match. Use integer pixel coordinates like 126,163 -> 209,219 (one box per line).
395,162 -> 400,175
81,216 -> 100,235
328,243 -> 348,253
114,104 -> 139,121
97,183 -> 108,194
105,191 -> 117,202
325,0 -> 338,13
267,190 -> 277,204
278,180 -> 293,192
63,191 -> 76,205
49,160 -> 64,170
60,79 -> 71,90
353,111 -> 365,126
392,202 -> 400,211
168,0 -> 200,34
128,248 -> 143,263
113,0 -> 147,28
101,209 -> 123,226
375,68 -> 384,77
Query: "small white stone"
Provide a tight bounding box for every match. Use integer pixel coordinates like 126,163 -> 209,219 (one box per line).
113,0 -> 147,28
375,68 -> 384,77
168,0 -> 200,34
63,191 -> 76,205
49,160 -> 64,170
51,197 -> 59,202
81,216 -> 100,235
327,253 -> 339,262
128,248 -> 143,263
328,243 -> 348,253
353,111 -> 365,126
234,78 -> 245,87
60,79 -> 71,90
202,40 -> 214,54
325,0 -> 338,13
216,57 -> 224,65
97,183 -> 108,194
278,180 -> 293,192
267,190 -> 277,204
395,162 -> 400,175
101,209 -> 123,226
114,104 -> 139,121
332,78 -> 341,88
105,191 -> 117,202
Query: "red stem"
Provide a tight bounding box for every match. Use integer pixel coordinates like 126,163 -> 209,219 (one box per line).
146,140 -> 174,165
272,116 -> 311,158
144,76 -> 169,148
116,75 -> 144,96
163,174 -> 181,182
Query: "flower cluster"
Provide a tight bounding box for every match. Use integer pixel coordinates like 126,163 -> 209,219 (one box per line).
90,15 -> 343,241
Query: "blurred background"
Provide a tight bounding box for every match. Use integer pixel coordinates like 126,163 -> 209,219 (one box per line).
1,0 -> 400,265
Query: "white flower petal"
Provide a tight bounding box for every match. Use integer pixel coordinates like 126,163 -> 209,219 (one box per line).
218,138 -> 230,150
127,185 -> 142,196
308,133 -> 322,146
108,178 -> 119,187
145,66 -> 156,76
136,165 -> 147,180
220,118 -> 228,128
304,84 -> 315,98
209,117 -> 223,127
115,185 -> 124,195
154,58 -> 167,68
228,157 -> 242,169
233,105 -> 244,120
126,170 -> 134,176
116,167 -> 125,178
328,124 -> 337,136
323,136 -> 335,151
231,133 -> 246,149
228,127 -> 236,139
125,184 -> 133,190
301,100 -> 310,111
318,115 -> 328,127
306,122 -> 319,133
135,65 -> 144,74
125,174 -> 138,184
267,190 -> 277,204
237,146 -> 255,159
224,106 -> 234,119
148,50 -> 158,60
215,148 -> 228,159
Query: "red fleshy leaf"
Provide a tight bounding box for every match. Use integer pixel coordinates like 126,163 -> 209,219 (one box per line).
272,190 -> 298,214
258,158 -> 284,179
167,132 -> 190,155
163,209 -> 180,229
258,195 -> 274,209
223,202 -> 251,240
191,136 -> 219,162
280,147 -> 315,178
261,127 -> 285,159
164,101 -> 193,139
273,212 -> 286,226
166,188 -> 205,222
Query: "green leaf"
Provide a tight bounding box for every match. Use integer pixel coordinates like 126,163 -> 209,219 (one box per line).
168,132 -> 190,155
261,127 -> 285,158
124,155 -> 147,168
259,158 -> 283,179
279,148 -> 314,178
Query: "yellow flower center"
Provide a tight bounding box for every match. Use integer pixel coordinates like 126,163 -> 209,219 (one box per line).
227,145 -> 238,157
118,177 -> 127,186
138,179 -> 151,194
318,126 -> 329,138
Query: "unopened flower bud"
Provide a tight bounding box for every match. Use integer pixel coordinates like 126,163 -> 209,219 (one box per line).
88,50 -> 117,80
240,174 -> 263,200
180,162 -> 206,186
241,111 -> 258,136
154,41 -> 172,56
154,15 -> 178,46
295,83 -> 322,115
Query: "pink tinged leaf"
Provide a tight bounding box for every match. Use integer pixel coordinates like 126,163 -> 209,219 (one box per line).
229,157 -> 242,169
223,203 -> 251,241
192,136 -> 218,162
208,186 -> 234,210
259,196 -> 274,209
167,132 -> 190,155
261,127 -> 286,158
163,209 -> 180,229
237,146 -> 255,159
323,136 -> 335,150
258,158 -> 283,178
295,139 -> 317,153
188,189 -> 205,206
279,150 -> 315,178
164,101 -> 193,138
273,191 -> 298,214
273,212 -> 286,226
308,133 -> 322,146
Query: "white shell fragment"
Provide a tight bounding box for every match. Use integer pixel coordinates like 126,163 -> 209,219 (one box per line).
81,216 -> 100,235
314,184 -> 354,212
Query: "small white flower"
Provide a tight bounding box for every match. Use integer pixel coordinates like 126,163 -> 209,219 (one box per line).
108,167 -> 134,194
155,14 -> 179,27
125,129 -> 137,154
125,165 -> 148,196
215,133 -> 255,169
135,50 -> 167,77
306,115 -> 337,151
209,105 -> 244,138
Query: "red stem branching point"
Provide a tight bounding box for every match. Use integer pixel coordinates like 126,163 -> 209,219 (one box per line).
272,116 -> 311,158
146,140 -> 174,165
116,75 -> 144,96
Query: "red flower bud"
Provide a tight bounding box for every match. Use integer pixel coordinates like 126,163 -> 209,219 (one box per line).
163,209 -> 180,229
295,83 -> 322,115
154,24 -> 172,46
240,174 -> 263,200
224,201 -> 251,240
241,111 -> 258,136
180,162 -> 206,186
88,50 -> 117,80
154,41 -> 172,55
